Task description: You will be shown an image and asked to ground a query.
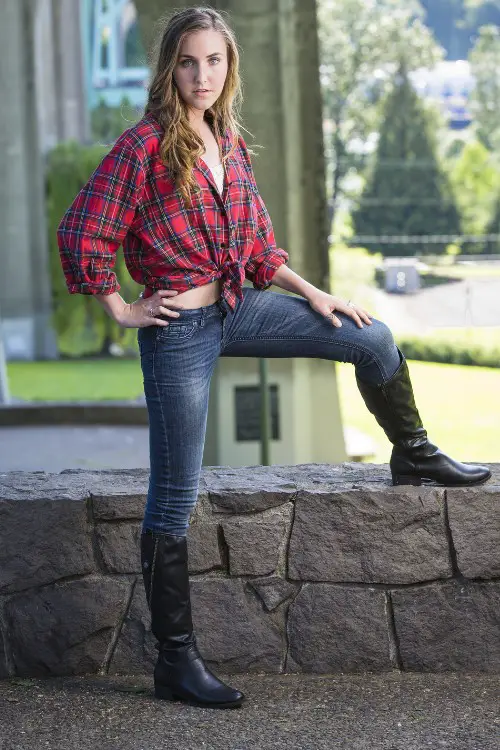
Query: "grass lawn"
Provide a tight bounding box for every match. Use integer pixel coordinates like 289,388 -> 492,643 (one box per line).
6,357 -> 500,465
336,360 -> 500,464
7,358 -> 144,402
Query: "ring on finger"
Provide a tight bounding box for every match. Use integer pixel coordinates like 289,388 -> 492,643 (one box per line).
148,307 -> 156,317
347,300 -> 355,308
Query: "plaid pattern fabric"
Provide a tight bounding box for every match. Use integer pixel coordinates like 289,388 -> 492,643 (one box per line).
57,113 -> 289,311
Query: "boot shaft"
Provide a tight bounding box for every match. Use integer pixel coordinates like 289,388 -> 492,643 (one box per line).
140,530 -> 194,644
356,356 -> 427,450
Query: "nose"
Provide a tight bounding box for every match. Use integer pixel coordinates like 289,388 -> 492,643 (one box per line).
194,62 -> 209,85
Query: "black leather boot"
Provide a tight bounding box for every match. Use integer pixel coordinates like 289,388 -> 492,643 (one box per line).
356,354 -> 491,487
141,530 -> 244,709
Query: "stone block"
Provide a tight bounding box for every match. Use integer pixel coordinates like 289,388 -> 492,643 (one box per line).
0,630 -> 9,678
288,486 -> 450,583
287,584 -> 390,673
248,576 -> 298,611
89,471 -> 149,520
92,494 -> 147,521
447,486 -> 500,578
187,522 -> 222,573
203,466 -> 296,513
5,577 -> 131,676
109,580 -> 157,675
221,505 -> 293,576
0,476 -> 96,594
0,471 -> 91,500
190,578 -> 283,673
291,462 -> 392,489
95,523 -> 141,574
392,582 -> 500,672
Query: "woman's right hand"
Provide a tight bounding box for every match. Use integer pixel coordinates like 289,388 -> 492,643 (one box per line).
118,290 -> 184,328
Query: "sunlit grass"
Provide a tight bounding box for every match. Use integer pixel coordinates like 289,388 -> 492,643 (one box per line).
7,358 -> 143,402
336,359 -> 500,464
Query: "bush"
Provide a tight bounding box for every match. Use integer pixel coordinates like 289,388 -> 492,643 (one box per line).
396,328 -> 500,368
46,141 -> 142,357
91,96 -> 141,145
330,243 -> 381,311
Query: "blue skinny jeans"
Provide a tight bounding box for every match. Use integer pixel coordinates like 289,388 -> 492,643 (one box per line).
138,287 -> 401,536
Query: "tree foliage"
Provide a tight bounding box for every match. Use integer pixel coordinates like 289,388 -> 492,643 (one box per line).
91,96 -> 141,146
482,193 -> 500,253
317,0 -> 443,220
449,140 -> 500,245
133,0 -> 171,59
47,143 -> 142,356
352,66 -> 461,256
469,24 -> 500,150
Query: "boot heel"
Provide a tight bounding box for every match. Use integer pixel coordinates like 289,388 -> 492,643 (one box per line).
392,473 -> 422,486
154,684 -> 176,701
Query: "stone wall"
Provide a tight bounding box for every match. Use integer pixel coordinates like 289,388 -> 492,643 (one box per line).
0,464 -> 499,678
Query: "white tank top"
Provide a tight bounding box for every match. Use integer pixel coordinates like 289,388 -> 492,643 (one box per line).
209,162 -> 225,194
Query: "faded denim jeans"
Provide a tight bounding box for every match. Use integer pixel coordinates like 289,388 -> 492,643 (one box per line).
138,287 -> 401,536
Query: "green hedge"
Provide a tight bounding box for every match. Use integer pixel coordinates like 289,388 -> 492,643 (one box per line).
47,142 -> 142,357
396,329 -> 500,368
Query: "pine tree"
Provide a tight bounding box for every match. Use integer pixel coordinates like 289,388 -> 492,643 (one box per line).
352,65 -> 461,256
483,194 -> 500,255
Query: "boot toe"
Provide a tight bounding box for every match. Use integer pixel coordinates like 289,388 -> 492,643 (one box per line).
214,686 -> 245,707
391,449 -> 492,487
458,464 -> 491,485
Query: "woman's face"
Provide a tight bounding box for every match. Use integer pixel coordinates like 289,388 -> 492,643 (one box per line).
174,29 -> 228,116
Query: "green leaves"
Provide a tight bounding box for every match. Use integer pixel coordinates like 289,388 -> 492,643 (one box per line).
46,142 -> 142,357
469,24 -> 500,151
317,0 -> 443,214
352,67 -> 461,256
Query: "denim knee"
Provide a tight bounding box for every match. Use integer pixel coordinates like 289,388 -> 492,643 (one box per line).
356,318 -> 401,383
368,319 -> 397,356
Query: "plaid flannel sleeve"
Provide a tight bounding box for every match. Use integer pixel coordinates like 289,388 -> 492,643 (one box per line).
237,137 -> 289,290
57,143 -> 145,295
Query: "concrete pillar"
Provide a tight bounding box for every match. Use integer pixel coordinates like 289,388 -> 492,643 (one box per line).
50,0 -> 90,145
0,0 -> 56,360
223,0 -> 330,289
34,0 -> 60,153
0,0 -> 90,360
211,0 -> 345,464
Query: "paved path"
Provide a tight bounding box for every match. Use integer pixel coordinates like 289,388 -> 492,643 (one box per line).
375,276 -> 500,333
0,426 -> 150,472
0,672 -> 498,750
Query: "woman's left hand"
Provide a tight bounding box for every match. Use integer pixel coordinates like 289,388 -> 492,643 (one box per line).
307,290 -> 373,329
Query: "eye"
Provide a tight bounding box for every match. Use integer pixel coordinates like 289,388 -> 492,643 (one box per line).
209,57 -> 221,65
180,59 -> 193,67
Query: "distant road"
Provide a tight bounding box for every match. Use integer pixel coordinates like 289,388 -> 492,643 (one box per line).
374,277 -> 500,333
0,426 -> 150,472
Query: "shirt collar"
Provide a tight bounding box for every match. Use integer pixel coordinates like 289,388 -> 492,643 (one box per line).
144,114 -> 244,187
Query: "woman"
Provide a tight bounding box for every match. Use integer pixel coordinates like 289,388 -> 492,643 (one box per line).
57,7 -> 490,710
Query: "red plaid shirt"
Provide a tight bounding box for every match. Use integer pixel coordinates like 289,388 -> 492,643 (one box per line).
57,113 -> 289,311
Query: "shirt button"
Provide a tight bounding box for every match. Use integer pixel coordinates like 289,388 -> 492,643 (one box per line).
220,242 -> 227,249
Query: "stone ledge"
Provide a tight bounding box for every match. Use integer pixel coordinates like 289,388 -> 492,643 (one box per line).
0,402 -> 148,427
0,463 -> 498,678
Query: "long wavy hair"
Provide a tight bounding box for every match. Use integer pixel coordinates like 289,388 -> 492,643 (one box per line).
145,6 -> 243,201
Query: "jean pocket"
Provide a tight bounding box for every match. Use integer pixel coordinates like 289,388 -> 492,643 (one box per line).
156,320 -> 198,342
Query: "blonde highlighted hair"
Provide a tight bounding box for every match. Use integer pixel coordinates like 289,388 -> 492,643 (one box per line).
146,6 -> 243,201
